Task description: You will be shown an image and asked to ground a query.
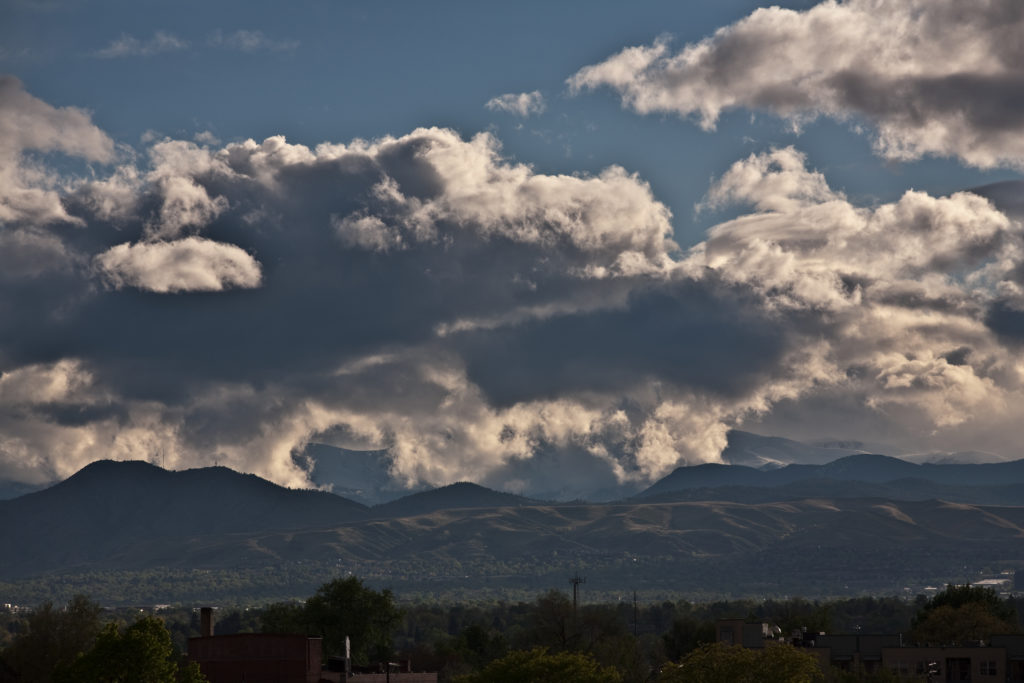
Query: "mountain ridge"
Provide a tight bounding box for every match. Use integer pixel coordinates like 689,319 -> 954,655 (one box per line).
370,481 -> 542,519
5,459 -> 1024,600
638,452 -> 1024,499
0,459 -> 369,577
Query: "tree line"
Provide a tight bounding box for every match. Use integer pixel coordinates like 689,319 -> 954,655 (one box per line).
1,580 -> 1020,682
0,595 -> 205,682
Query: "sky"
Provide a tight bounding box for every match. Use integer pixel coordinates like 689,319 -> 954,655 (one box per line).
3,0 -> 1024,499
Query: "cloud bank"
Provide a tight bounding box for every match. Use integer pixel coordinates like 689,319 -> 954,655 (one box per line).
3,65 -> 1024,499
569,0 -> 1024,169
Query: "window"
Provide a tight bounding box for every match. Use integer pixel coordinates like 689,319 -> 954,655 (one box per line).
980,660 -> 997,676
890,660 -> 909,675
946,658 -> 970,681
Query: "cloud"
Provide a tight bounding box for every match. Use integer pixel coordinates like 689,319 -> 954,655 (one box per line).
326,127 -> 676,275
681,147 -> 1022,440
95,237 -> 263,293
8,79 -> 1024,498
698,146 -> 841,214
95,31 -> 188,58
194,131 -> 221,146
688,147 -> 1014,311
568,0 -> 1024,168
0,85 -> 691,490
485,90 -> 546,117
207,29 -> 299,53
0,75 -> 114,225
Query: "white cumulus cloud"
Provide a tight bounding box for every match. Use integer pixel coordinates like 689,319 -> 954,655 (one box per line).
95,237 -> 263,293
0,76 -> 114,225
569,0 -> 1024,169
9,76 -> 1024,499
683,147 -> 1022,435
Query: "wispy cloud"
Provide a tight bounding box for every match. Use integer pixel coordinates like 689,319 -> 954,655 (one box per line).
485,90 -> 546,117
95,31 -> 187,58
208,29 -> 299,53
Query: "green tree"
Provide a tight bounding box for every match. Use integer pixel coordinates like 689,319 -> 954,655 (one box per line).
453,647 -> 622,683
662,615 -> 714,660
1,595 -> 103,683
917,583 -> 1016,621
178,661 -> 209,683
517,590 -> 574,651
259,601 -> 307,634
912,602 -> 1017,644
910,583 -> 1018,644
659,642 -> 823,683
261,576 -> 402,666
458,624 -> 508,670
59,616 -> 205,683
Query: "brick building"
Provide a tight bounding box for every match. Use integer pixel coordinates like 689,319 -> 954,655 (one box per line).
188,608 -> 437,683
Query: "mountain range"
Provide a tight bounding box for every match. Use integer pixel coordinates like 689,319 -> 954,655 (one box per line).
293,430 -> 1014,505
2,430 -> 1013,503
4,452 -> 1024,603
637,452 -> 1024,500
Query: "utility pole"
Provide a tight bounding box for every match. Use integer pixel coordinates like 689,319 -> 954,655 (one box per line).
569,572 -> 585,636
633,590 -> 638,637
569,573 -> 585,614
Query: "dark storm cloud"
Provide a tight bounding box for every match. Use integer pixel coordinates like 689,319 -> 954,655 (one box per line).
0,97 -> 700,488
43,143 -> 624,407
984,301 -> 1024,344
969,180 -> 1024,217
830,72 -> 1024,135
459,278 -> 791,407
6,74 -> 1024,495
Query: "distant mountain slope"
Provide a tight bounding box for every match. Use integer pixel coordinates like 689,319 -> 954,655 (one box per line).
296,432 -> 880,504
900,450 -> 1012,465
372,482 -> 540,518
300,443 -> 412,505
763,453 -> 920,485
639,477 -> 1024,506
99,496 -> 1024,597
0,479 -> 44,500
6,459 -> 1024,600
0,460 -> 368,577
638,453 -> 1024,499
720,430 -> 864,467
914,459 -> 1024,486
636,463 -> 764,498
